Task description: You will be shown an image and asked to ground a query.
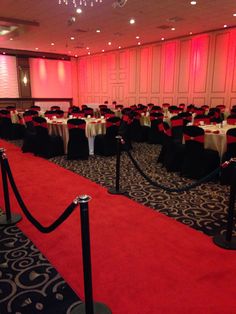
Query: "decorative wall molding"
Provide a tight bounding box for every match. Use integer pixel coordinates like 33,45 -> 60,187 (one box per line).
76,28 -> 236,109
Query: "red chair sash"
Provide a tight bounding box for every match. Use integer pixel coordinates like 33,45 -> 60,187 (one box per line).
165,129 -> 172,137
184,134 -> 204,143
24,116 -> 33,122
0,113 -> 11,118
227,118 -> 236,125
105,113 -> 115,118
157,123 -> 164,132
122,115 -> 132,124
67,123 -> 86,130
33,121 -> 47,128
45,113 -> 54,119
106,121 -> 121,128
227,135 -> 236,144
171,119 -> 183,127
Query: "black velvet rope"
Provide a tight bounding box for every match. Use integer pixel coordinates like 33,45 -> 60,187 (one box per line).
3,158 -> 78,233
125,150 -> 220,192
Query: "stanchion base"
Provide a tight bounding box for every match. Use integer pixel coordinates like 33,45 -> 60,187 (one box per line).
108,188 -> 126,195
70,301 -> 112,314
0,213 -> 22,226
213,234 -> 236,250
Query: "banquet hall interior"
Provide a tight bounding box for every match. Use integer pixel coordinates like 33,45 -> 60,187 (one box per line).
1,1 -> 236,313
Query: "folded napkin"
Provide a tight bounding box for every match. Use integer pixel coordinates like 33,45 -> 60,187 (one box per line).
212,130 -> 220,134
205,130 -> 211,133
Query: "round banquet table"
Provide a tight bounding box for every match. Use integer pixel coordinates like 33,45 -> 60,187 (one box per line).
200,124 -> 236,159
47,117 -> 106,155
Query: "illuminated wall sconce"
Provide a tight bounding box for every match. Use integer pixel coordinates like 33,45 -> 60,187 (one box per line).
22,73 -> 28,85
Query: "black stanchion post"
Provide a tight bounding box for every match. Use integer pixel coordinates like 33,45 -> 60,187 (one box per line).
0,148 -> 22,226
71,195 -> 111,314
108,136 -> 126,195
213,161 -> 236,250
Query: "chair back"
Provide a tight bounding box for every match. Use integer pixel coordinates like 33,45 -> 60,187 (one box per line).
30,105 -> 41,111
51,105 -> 61,110
194,114 -> 210,126
226,128 -> 236,157
227,114 -> 236,125
183,126 -> 205,153
106,117 -> 121,135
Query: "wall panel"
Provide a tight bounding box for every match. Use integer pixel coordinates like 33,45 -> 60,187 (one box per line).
212,33 -> 229,92
76,28 -> 236,110
192,35 -> 210,93
163,42 -> 176,93
178,40 -> 191,93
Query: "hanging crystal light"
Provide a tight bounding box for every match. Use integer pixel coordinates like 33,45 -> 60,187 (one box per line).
58,0 -> 103,7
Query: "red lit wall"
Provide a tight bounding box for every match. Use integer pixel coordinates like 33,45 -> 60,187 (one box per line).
0,55 -> 19,97
75,28 -> 236,109
30,58 -> 72,98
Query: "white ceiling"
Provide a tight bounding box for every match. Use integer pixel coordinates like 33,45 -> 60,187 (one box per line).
0,0 -> 236,57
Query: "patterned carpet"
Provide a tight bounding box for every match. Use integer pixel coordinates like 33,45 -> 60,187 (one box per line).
0,225 -> 81,314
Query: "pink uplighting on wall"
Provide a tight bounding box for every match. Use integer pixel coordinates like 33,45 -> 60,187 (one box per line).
0,55 -> 19,97
30,58 -> 72,98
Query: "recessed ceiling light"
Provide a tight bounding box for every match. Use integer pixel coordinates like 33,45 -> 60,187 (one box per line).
88,52 -> 91,55
189,32 -> 192,35
108,42 -> 111,45
51,42 -> 55,46
161,37 -> 165,41
70,36 -> 75,40
76,8 -> 82,14
136,36 -> 140,39
138,42 -> 141,45
35,47 -> 39,50
86,47 -> 89,50
129,18 -> 135,24
9,38 -> 13,41
190,1 -> 197,5
96,29 -> 101,33
118,46 -> 121,49
2,52 -> 6,55
102,49 -> 105,52
75,54 -> 78,57
171,27 -> 175,31
68,51 -> 72,54
224,24 -> 228,28
233,13 -> 236,17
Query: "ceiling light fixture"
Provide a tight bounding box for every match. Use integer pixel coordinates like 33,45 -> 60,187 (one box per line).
190,1 -> 197,5
58,0 -> 103,8
129,18 -> 135,24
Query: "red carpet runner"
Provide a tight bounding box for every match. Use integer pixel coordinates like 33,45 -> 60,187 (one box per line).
0,140 -> 236,314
